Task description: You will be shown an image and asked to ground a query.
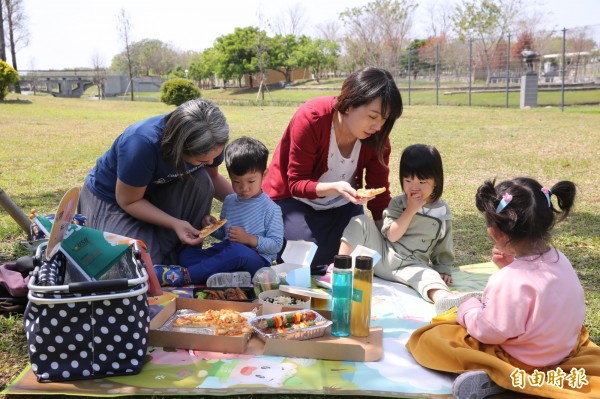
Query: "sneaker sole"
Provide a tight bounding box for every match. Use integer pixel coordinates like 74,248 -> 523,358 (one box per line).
434,292 -> 483,315
453,370 -> 506,399
206,272 -> 252,287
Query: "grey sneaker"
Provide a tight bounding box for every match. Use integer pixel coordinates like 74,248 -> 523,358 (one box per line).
434,292 -> 483,315
452,370 -> 506,399
206,271 -> 252,287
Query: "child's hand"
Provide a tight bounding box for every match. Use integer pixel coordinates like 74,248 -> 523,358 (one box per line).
440,273 -> 453,284
228,226 -> 256,247
405,192 -> 426,214
492,246 -> 514,268
202,214 -> 218,227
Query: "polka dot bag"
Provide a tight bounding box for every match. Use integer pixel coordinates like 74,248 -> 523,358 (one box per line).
23,244 -> 151,382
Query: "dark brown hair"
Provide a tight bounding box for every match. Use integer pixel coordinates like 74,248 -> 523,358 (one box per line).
334,67 -> 403,164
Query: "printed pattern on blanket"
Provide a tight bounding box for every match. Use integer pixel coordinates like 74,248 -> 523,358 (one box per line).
3,262 -> 497,398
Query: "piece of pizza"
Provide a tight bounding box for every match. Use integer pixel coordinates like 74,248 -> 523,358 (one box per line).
172,309 -> 221,327
198,218 -> 228,238
356,187 -> 387,198
213,309 -> 253,336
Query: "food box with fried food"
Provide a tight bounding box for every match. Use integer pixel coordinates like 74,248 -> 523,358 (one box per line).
149,297 -> 262,353
193,286 -> 256,302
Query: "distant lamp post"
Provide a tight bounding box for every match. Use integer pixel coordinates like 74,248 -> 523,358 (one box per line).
185,69 -> 189,79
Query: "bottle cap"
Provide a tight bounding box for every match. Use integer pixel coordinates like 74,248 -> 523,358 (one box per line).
355,256 -> 373,270
333,255 -> 352,269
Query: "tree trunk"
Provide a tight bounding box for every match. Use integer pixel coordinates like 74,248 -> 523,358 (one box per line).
0,3 -> 6,61
5,0 -> 20,93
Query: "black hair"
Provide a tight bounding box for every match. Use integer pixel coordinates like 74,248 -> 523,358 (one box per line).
225,136 -> 269,176
399,144 -> 444,202
334,67 -> 403,164
475,177 -> 577,247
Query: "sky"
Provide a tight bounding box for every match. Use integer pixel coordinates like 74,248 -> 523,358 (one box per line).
12,0 -> 600,71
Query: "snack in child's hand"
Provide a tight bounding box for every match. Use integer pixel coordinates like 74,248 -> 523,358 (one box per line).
356,187 -> 386,198
198,218 -> 227,238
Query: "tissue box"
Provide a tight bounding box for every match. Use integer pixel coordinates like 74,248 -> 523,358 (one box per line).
271,240 -> 317,288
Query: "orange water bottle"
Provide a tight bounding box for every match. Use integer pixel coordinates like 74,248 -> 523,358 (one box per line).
350,256 -> 373,337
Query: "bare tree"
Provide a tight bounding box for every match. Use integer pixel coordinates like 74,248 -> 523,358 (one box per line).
452,0 -> 522,84
340,0 -> 417,75
117,8 -> 134,101
315,20 -> 341,43
271,3 -> 307,36
425,0 -> 453,39
91,52 -> 106,99
4,0 -> 29,93
0,2 -> 6,61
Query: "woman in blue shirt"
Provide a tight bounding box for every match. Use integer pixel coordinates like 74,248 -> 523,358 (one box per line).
79,98 -> 233,265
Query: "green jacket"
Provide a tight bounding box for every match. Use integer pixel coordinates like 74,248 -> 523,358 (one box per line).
381,195 -> 454,276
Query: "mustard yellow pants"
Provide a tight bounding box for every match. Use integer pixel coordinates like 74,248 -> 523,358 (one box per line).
406,321 -> 600,398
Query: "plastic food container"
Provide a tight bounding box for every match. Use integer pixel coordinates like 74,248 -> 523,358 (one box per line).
248,309 -> 332,341
193,287 -> 256,302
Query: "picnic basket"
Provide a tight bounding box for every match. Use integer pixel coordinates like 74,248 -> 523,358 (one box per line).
23,241 -> 150,382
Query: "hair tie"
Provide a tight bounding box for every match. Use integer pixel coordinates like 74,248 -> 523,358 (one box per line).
541,187 -> 552,207
496,193 -> 513,213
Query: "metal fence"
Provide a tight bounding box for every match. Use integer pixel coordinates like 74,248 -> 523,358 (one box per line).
393,24 -> 600,109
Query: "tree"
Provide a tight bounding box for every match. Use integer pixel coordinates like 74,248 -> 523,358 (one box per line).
91,52 -> 106,99
339,0 -> 417,75
297,37 -> 339,82
3,0 -> 29,93
271,2 -> 307,36
213,27 -> 263,88
0,2 -> 6,61
425,0 -> 453,39
267,34 -> 304,83
117,8 -> 135,101
452,0 -> 521,83
0,58 -> 19,100
188,48 -> 218,88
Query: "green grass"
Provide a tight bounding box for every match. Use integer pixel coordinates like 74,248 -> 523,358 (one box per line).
1,93 -> 599,398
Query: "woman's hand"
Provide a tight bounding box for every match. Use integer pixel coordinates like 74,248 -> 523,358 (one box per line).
173,219 -> 204,246
491,246 -> 514,268
317,181 -> 374,205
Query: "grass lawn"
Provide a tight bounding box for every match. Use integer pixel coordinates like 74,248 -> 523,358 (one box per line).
0,93 -> 599,398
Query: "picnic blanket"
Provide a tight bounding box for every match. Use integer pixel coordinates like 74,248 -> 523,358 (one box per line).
3,262 -> 498,398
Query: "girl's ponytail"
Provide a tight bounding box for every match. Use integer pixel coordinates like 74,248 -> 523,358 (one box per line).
549,181 -> 577,221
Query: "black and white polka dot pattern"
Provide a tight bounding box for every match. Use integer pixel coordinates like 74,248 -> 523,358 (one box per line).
24,291 -> 150,382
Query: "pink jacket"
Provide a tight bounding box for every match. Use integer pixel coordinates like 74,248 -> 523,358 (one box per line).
262,96 -> 391,220
457,249 -> 585,367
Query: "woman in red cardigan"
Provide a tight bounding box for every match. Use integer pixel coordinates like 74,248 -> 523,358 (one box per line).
262,67 -> 403,274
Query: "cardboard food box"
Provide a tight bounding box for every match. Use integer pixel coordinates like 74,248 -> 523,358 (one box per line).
149,297 -> 262,354
258,288 -> 311,314
150,299 -> 382,362
271,240 -> 317,288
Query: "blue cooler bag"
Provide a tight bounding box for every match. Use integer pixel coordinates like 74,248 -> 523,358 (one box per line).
24,242 -> 150,382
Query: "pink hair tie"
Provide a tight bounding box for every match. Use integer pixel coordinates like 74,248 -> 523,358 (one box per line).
496,193 -> 513,213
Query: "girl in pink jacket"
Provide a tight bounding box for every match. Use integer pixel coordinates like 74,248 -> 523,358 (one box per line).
407,177 -> 600,399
